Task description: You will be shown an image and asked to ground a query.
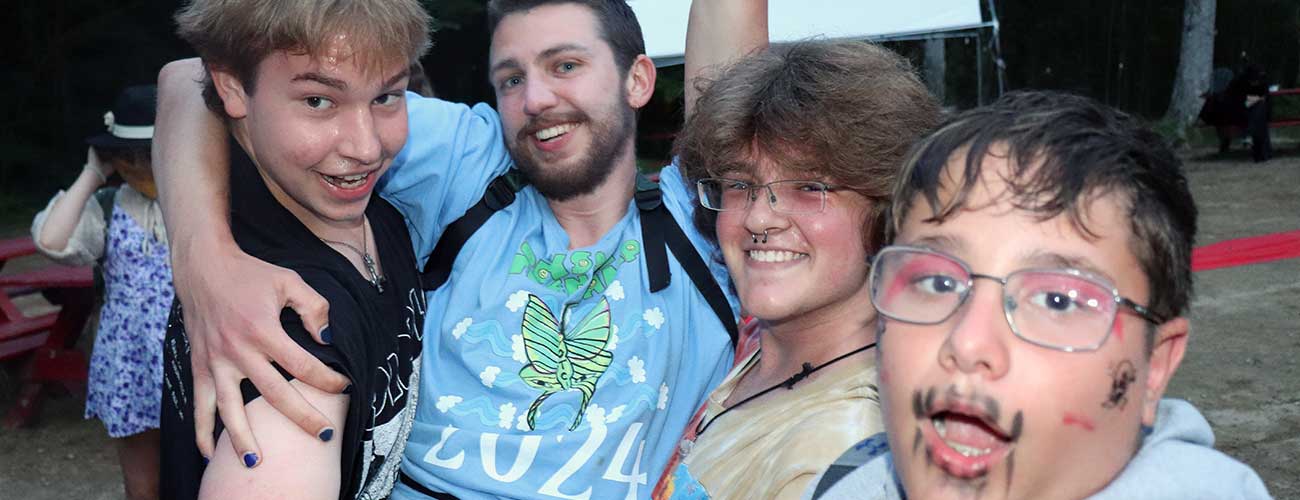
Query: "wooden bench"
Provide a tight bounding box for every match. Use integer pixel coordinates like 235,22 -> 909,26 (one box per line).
0,236 -> 95,429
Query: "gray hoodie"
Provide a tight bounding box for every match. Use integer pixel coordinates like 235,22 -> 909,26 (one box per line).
808,398 -> 1272,500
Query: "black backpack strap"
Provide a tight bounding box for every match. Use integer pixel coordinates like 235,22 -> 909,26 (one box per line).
636,174 -> 739,347
91,186 -> 119,295
420,170 -> 527,291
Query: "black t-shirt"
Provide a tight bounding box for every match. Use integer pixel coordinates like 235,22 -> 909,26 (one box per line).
160,141 -> 424,500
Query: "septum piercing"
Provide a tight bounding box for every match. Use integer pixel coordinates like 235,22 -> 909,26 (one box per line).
750,229 -> 770,244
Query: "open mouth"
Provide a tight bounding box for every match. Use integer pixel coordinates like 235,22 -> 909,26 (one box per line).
320,172 -> 371,190
747,250 -> 808,263
921,397 -> 1020,479
534,122 -> 578,142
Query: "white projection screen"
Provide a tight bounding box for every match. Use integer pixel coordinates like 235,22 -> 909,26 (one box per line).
629,0 -> 984,63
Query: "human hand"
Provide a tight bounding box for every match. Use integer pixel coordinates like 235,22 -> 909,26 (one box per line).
174,239 -> 349,466
85,146 -> 114,184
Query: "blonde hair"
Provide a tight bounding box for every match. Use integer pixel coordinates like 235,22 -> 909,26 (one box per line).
176,0 -> 432,113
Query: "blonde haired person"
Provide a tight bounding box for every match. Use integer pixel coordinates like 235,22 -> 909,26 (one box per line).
158,1 -> 431,499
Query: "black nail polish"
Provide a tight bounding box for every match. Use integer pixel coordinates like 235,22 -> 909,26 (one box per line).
319,428 -> 334,442
243,452 -> 258,468
320,326 -> 333,344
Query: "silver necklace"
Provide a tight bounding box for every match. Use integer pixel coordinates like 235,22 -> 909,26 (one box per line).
320,218 -> 385,293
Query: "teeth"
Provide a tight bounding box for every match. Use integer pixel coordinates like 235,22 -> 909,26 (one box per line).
535,123 -> 577,140
324,172 -> 368,188
748,250 -> 806,263
933,417 -> 992,457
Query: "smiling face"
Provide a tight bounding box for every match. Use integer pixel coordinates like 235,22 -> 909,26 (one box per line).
879,150 -> 1188,500
488,3 -> 652,201
714,158 -> 875,326
212,36 -> 409,231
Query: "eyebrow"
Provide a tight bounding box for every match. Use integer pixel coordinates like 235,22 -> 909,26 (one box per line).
291,69 -> 410,92
1019,250 -> 1116,283
490,43 -> 592,76
905,234 -> 967,255
292,72 -> 348,91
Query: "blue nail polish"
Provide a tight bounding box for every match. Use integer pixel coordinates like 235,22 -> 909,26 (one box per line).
319,428 -> 334,442
320,326 -> 333,344
202,456 -> 210,465
243,452 -> 258,468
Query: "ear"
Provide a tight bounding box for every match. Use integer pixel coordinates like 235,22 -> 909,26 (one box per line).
1140,316 -> 1189,426
210,68 -> 251,119
623,54 -> 657,110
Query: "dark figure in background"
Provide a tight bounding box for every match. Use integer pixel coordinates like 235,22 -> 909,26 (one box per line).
1232,65 -> 1272,162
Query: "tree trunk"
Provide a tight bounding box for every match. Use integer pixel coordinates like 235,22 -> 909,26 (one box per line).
1165,0 -> 1216,136
924,39 -> 946,105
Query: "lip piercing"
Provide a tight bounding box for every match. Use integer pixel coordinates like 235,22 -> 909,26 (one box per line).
750,229 -> 769,244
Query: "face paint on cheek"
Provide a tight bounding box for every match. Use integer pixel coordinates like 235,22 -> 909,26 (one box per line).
1112,313 -> 1125,342
1102,360 -> 1138,410
1062,412 -> 1097,431
1005,411 -> 1023,495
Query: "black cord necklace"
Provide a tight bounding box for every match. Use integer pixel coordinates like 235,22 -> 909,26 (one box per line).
693,341 -> 878,437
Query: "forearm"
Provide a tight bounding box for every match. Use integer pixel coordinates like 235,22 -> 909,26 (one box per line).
154,58 -> 236,281
684,0 -> 769,116
36,168 -> 103,252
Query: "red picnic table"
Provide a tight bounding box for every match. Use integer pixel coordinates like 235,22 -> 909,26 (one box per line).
0,236 -> 95,429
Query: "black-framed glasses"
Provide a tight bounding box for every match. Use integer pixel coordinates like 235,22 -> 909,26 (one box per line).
696,178 -> 838,215
868,246 -> 1167,352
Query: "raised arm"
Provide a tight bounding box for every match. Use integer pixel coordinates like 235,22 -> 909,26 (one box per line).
683,0 -> 769,118
32,147 -> 113,263
154,59 -> 349,465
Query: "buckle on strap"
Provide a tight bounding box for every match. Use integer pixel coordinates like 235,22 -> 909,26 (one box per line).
484,173 -> 520,211
634,173 -> 662,211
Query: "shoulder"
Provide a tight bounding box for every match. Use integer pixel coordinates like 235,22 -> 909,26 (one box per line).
809,438 -> 900,500
1092,399 -> 1273,499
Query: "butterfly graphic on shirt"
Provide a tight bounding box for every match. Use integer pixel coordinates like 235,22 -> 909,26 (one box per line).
518,293 -> 613,431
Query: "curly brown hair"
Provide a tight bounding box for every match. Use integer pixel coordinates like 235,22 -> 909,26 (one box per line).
676,39 -> 940,255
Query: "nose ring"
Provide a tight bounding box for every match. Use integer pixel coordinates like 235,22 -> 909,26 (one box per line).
750,229 -> 769,244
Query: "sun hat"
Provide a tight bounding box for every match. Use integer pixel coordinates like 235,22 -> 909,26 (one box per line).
86,85 -> 156,150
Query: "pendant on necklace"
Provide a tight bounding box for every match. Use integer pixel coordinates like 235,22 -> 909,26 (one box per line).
362,253 -> 384,293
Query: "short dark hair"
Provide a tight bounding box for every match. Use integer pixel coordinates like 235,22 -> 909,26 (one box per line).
677,40 -> 940,254
487,0 -> 646,74
887,90 -> 1198,324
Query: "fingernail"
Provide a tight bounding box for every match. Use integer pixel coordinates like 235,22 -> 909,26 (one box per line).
318,428 -> 334,442
243,452 -> 259,468
202,455 -> 210,465
320,326 -> 333,344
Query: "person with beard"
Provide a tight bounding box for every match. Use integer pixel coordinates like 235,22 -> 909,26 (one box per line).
152,1 -> 757,498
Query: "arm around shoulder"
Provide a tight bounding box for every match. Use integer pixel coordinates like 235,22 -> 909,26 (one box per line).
199,379 -> 350,500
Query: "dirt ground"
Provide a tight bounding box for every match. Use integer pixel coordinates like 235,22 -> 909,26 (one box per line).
0,148 -> 1297,499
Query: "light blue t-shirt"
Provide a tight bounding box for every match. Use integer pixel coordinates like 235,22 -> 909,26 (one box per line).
380,94 -> 737,500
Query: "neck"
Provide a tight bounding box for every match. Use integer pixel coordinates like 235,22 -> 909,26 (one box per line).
547,145 -> 638,249
232,125 -> 365,242
750,285 -> 878,385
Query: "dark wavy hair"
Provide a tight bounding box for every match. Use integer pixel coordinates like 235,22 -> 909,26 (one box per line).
487,0 -> 645,74
676,39 -> 941,255
887,90 -> 1198,326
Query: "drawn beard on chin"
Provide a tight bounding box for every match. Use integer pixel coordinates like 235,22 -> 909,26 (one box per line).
510,102 -> 635,202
